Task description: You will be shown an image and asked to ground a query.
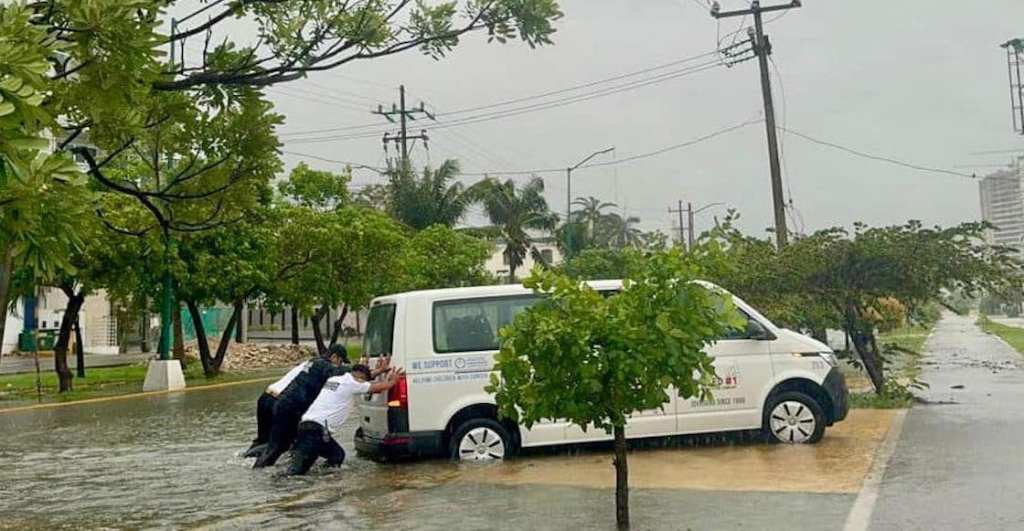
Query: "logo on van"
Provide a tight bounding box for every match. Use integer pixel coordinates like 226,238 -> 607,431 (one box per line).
712,366 -> 741,389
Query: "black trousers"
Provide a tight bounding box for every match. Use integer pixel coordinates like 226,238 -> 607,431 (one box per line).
288,421 -> 346,476
250,393 -> 277,448
253,398 -> 303,468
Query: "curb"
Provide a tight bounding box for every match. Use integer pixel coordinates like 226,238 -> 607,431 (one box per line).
0,376 -> 278,415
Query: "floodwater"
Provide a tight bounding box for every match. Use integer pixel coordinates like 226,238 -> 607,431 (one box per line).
0,381 -> 885,530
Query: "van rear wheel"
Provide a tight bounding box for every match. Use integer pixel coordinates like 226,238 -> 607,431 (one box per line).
764,391 -> 826,444
450,419 -> 512,462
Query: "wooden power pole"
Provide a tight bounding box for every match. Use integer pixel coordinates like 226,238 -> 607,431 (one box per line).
712,0 -> 801,248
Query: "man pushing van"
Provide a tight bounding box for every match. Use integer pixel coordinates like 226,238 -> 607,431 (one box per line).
243,345 -> 350,458
288,364 -> 404,475
253,345 -> 362,468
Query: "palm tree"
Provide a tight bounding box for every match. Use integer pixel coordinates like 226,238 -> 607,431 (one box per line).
600,213 -> 644,249
474,176 -> 557,281
388,159 -> 473,230
571,196 -> 618,246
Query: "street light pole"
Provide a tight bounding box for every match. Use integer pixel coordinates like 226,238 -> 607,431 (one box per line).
565,147 -> 615,257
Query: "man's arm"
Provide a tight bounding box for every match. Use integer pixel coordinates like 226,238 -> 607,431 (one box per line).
368,355 -> 391,378
367,368 -> 404,394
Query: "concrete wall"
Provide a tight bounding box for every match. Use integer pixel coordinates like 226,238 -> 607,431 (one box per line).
484,241 -> 562,281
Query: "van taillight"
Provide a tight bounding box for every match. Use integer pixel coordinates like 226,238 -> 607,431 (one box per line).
387,374 -> 408,409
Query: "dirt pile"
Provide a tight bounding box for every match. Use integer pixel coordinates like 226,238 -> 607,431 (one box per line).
181,342 -> 316,371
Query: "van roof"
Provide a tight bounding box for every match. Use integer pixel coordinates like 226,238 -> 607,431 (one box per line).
371,279 -> 624,305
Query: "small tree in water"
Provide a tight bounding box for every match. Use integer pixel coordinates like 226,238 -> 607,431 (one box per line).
489,248 -> 742,529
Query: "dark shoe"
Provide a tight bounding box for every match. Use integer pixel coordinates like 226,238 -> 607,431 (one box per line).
243,443 -> 267,459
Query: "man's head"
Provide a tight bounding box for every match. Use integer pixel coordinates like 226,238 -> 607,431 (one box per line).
325,345 -> 349,366
351,364 -> 372,382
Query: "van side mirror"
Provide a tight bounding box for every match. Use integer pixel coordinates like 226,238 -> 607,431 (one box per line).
746,320 -> 772,340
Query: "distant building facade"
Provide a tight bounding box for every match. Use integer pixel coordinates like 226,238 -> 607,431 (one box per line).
979,163 -> 1024,253
484,240 -> 563,281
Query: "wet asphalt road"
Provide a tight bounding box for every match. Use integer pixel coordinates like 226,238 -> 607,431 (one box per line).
870,313 -> 1024,530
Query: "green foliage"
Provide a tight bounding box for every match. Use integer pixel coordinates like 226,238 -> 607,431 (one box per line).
474,176 -> 557,280
561,248 -> 629,280
277,162 -> 350,211
489,247 -> 743,433
403,225 -> 493,289
388,160 -> 473,230
978,315 -> 1024,356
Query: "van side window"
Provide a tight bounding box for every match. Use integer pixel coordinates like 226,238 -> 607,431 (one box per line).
364,304 -> 396,358
433,296 -> 538,353
719,309 -> 754,340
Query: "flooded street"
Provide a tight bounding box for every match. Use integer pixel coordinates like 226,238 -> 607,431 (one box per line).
0,377 -> 884,530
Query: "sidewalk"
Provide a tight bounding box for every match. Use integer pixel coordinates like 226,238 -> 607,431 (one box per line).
868,312 -> 1024,530
0,352 -> 153,375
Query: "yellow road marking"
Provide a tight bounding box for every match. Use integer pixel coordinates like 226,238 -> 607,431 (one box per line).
459,409 -> 899,494
0,376 -> 278,415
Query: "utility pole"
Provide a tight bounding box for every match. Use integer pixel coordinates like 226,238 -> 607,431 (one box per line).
688,201 -> 696,249
668,201 -> 688,249
374,85 -> 434,170
712,0 -> 800,248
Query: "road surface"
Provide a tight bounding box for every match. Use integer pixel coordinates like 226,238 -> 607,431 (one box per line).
869,313 -> 1024,530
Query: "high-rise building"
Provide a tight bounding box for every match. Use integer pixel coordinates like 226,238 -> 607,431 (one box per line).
979,161 -> 1024,252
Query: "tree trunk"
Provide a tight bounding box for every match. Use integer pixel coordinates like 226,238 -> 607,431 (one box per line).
233,301 -> 244,343
812,328 -> 828,344
311,305 -> 328,356
140,304 -> 150,353
0,244 -> 13,365
74,314 -> 85,378
328,305 -> 349,348
290,306 -> 300,345
613,425 -> 630,530
849,328 -> 884,394
185,299 -> 214,377
172,303 -> 186,367
53,291 -> 85,393
212,300 -> 241,374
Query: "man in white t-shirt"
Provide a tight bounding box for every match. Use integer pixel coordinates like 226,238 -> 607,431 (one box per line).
244,346 -> 351,458
287,364 -> 404,475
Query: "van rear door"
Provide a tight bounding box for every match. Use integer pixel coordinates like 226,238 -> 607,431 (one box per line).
359,301 -> 398,440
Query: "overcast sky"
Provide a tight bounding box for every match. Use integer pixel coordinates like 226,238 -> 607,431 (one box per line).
180,0 -> 1024,237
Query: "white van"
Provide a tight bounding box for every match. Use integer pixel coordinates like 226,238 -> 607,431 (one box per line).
354,280 -> 849,461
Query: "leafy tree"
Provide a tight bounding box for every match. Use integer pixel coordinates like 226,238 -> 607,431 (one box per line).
176,212 -> 276,376
388,160 -> 474,230
707,216 -> 1023,395
270,204 -> 407,355
571,195 -> 617,246
277,162 -> 351,211
403,225 -> 493,289
561,248 -> 629,280
601,213 -> 644,249
490,248 -> 743,530
475,176 -> 557,281
0,4 -> 91,356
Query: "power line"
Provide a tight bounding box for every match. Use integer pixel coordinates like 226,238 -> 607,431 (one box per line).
458,118 -> 763,176
283,58 -> 743,145
778,127 -> 979,179
280,45 -> 748,140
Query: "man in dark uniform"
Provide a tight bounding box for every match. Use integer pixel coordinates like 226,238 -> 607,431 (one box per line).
242,346 -> 350,458
287,364 -> 403,475
253,345 -> 354,468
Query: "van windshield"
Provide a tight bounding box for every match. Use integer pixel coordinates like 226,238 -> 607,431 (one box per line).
363,303 -> 396,358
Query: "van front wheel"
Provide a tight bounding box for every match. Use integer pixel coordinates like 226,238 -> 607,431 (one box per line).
450,418 -> 512,462
764,391 -> 826,444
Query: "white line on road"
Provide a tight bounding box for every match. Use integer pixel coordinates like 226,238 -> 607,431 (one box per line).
844,408 -> 908,531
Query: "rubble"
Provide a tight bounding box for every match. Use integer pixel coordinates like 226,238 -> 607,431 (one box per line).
181,342 -> 318,371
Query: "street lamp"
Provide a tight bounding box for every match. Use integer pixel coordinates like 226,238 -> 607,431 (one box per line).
565,147 -> 615,256
687,202 -> 727,249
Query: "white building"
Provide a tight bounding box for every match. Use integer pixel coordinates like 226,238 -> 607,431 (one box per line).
979,162 -> 1024,252
1,289 -> 119,355
484,240 -> 563,281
